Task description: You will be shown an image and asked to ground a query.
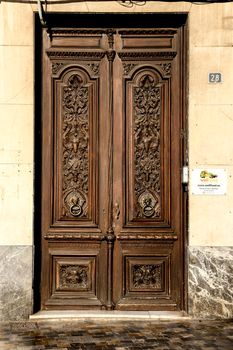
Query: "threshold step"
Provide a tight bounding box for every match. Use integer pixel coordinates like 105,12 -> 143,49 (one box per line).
30,310 -> 190,320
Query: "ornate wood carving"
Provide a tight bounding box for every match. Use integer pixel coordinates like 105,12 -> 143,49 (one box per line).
86,63 -> 100,75
62,74 -> 89,218
133,73 -> 161,218
52,63 -> 99,77
44,233 -> 105,241
119,29 -> 177,36
132,264 -> 162,289
123,63 -> 172,77
51,29 -> 105,37
123,63 -> 137,76
158,63 -> 172,77
41,20 -> 187,311
47,51 -> 105,60
118,51 -> 177,61
117,233 -> 177,241
106,29 -> 116,49
106,50 -> 116,62
52,62 -> 65,75
59,264 -> 89,289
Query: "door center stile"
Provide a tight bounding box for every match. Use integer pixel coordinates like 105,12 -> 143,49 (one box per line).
105,29 -> 117,310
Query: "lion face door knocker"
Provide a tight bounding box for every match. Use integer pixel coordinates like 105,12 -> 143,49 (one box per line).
138,191 -> 160,218
64,190 -> 87,218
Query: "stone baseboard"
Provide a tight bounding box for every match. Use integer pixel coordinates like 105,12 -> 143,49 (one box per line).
0,246 -> 33,321
188,246 -> 233,318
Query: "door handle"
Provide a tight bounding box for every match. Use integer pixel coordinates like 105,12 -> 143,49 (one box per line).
114,202 -> 120,220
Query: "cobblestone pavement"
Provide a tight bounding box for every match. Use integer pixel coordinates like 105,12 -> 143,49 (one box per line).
0,319 -> 232,349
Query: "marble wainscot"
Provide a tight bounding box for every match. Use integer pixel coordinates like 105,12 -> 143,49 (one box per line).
0,246 -> 33,321
189,246 -> 233,318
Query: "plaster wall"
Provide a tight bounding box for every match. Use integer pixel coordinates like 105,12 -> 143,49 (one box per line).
0,1 -> 232,319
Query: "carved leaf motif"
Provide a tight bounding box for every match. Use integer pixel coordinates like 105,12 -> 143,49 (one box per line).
133,74 -> 161,218
86,63 -> 99,75
52,62 -> 64,75
59,264 -> 89,289
123,63 -> 137,76
159,63 -> 171,77
62,74 -> 89,218
132,264 -> 162,289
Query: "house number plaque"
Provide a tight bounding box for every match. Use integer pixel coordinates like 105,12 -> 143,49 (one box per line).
208,73 -> 222,83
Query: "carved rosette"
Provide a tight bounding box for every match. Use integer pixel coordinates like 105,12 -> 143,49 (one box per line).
59,264 -> 89,289
62,74 -> 89,218
132,264 -> 162,289
133,73 -> 161,218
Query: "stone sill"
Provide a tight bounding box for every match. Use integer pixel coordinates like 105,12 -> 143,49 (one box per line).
30,310 -> 190,321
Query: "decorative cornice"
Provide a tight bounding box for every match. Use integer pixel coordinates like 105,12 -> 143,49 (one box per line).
51,29 -> 105,37
47,50 -> 106,60
117,233 -> 178,241
119,29 -> 177,36
118,51 -> 177,61
44,233 -> 105,241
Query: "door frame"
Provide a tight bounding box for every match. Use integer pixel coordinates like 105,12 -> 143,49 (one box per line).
33,12 -> 188,314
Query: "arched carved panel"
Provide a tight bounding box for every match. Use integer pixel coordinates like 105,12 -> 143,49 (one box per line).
133,73 -> 161,219
125,68 -> 170,226
62,74 -> 89,219
53,68 -> 99,225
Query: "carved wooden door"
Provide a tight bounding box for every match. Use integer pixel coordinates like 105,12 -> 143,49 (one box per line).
40,24 -> 187,311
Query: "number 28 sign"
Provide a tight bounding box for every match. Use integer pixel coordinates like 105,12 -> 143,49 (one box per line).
208,72 -> 222,83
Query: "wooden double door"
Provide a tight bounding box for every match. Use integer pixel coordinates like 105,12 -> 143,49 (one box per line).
40,17 -> 187,311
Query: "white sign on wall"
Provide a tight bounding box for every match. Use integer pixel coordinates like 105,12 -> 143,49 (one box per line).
191,169 -> 227,195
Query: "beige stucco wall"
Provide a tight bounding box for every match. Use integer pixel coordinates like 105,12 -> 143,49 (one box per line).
0,1 -> 233,246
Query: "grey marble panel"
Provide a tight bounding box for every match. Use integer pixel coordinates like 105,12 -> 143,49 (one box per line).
189,246 -> 233,319
0,245 -> 33,321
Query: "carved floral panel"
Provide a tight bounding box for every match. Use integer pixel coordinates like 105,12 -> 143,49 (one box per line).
133,73 -> 161,219
132,264 -> 162,289
62,74 -> 89,218
59,264 -> 89,290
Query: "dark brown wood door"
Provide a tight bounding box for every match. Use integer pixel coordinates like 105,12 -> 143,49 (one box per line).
40,23 -> 187,311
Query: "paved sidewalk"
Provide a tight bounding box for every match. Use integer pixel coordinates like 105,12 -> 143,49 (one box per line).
0,319 -> 232,349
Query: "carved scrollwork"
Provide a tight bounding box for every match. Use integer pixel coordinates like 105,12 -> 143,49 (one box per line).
123,63 -> 137,76
52,62 -> 65,75
86,63 -> 100,75
133,73 -> 161,218
62,74 -> 89,218
132,264 -> 162,289
158,63 -> 172,77
59,264 -> 89,289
